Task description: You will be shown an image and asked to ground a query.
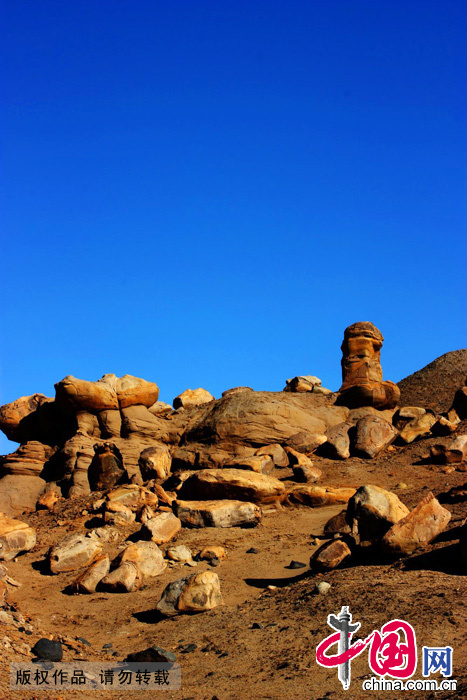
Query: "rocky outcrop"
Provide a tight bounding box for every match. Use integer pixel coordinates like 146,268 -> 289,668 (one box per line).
337,322 -> 400,410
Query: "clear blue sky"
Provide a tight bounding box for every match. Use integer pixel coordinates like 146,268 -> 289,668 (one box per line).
1,1 -> 466,454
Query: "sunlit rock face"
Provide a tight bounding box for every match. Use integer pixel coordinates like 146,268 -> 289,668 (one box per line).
336,322 -> 400,410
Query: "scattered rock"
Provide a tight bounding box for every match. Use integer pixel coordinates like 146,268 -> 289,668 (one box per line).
102,542 -> 166,592
126,646 -> 176,663
382,493 -> 451,556
0,514 -> 36,561
353,415 -> 398,458
292,465 -> 322,483
430,435 -> 467,464
223,455 -> 274,474
31,638 -> 63,662
138,445 -> 172,481
321,422 -> 353,460
246,547 -> 258,554
287,560 -> 306,569
399,412 -> 437,444
141,512 -> 182,545
36,487 -> 61,510
49,533 -> 103,574
288,485 -> 356,507
198,546 -> 226,561
156,571 -> 223,616
167,545 -> 193,563
314,581 -> 331,595
174,499 -> 261,528
310,539 -> 352,571
254,444 -> 289,467
323,509 -> 350,536
251,622 -> 263,629
394,406 -> 426,430
346,485 -> 410,546
74,555 -> 110,593
104,501 -> 136,525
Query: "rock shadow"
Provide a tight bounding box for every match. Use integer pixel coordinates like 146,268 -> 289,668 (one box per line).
402,543 -> 464,575
132,609 -> 167,625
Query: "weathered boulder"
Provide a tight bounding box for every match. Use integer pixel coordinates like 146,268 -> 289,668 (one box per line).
430,435 -> 467,464
88,443 -> 125,491
399,412 -> 437,444
382,493 -> 451,556
183,391 -> 348,447
177,469 -> 286,504
173,388 -> 215,409
0,514 -> 36,560
139,445 -> 171,481
254,444 -> 289,467
173,499 -> 261,528
284,446 -> 314,468
0,394 -> 53,442
336,322 -> 400,410
321,422 -> 353,460
223,455 -> 274,474
49,533 -> 103,574
292,464 -> 322,483
353,415 -> 398,458
148,401 -> 173,417
284,431 -> 328,454
394,406 -> 426,430
97,409 -> 122,438
140,512 -> 182,544
55,375 -> 119,413
104,484 -> 158,512
156,570 -> 223,616
102,542 -> 166,592
120,405 -> 171,442
198,545 -> 227,561
116,375 -> 159,409
74,555 -> 110,593
323,509 -> 351,535
309,539 -> 352,572
288,485 -> 356,507
284,376 -> 322,392
37,486 -> 61,510
104,501 -> 136,524
166,545 -> 193,563
346,485 -> 410,545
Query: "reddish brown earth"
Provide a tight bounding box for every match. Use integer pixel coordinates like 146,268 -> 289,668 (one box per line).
1,354 -> 467,700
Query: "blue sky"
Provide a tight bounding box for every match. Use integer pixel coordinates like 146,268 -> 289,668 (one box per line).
1,0 -> 466,454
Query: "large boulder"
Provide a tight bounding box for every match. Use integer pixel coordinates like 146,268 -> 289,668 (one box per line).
399,412 -> 437,444
138,445 -> 172,481
382,493 -> 451,556
74,555 -> 110,593
49,533 -> 103,574
0,514 -> 36,560
177,468 -> 286,504
346,485 -> 410,545
173,499 -> 261,528
353,416 -> 398,458
430,435 -> 467,464
55,375 -> 119,413
173,388 -> 215,409
309,539 -> 352,572
0,394 -> 53,442
156,570 -> 223,616
183,391 -> 348,447
116,375 -> 159,409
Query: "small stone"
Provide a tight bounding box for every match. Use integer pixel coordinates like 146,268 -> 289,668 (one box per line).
103,642 -> 113,649
267,585 -> 277,590
246,547 -> 258,554
315,581 -> 331,595
394,483 -> 408,490
287,560 -> 306,569
141,512 -> 182,545
181,643 -> 197,653
198,546 -> 226,561
167,545 -> 193,563
126,646 -> 176,663
77,637 -> 91,647
31,638 -> 63,662
251,622 -> 263,629
310,540 -> 352,572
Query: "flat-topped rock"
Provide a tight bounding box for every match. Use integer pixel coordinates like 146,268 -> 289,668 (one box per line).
174,499 -> 261,528
49,533 -> 103,574
177,468 -> 286,504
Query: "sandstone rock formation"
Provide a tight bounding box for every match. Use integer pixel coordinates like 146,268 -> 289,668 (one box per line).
0,514 -> 36,561
173,499 -> 261,528
382,493 -> 451,556
337,322 -> 400,410
156,570 -> 223,616
345,485 -> 410,546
